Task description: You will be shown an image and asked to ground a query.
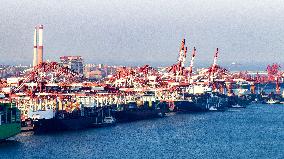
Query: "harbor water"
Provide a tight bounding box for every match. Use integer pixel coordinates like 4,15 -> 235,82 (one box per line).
1,104 -> 283,159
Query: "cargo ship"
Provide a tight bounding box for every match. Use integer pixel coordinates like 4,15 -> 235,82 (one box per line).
32,105 -> 115,133
0,102 -> 21,141
204,93 -> 228,111
174,94 -> 210,112
228,95 -> 250,108
113,94 -> 168,122
174,85 -> 228,112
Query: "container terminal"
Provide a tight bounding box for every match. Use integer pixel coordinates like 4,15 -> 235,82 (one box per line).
0,25 -> 283,135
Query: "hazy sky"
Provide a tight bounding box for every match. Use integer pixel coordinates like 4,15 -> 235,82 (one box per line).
0,0 -> 283,67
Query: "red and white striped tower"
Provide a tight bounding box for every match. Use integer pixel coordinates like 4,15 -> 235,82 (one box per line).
212,48 -> 219,69
33,26 -> 38,67
210,48 -> 219,82
37,25 -> 43,65
188,47 -> 196,79
178,39 -> 186,68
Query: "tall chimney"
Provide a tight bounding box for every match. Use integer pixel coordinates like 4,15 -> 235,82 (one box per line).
33,26 -> 38,67
37,25 -> 43,65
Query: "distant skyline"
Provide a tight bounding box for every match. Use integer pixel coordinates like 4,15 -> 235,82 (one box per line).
0,0 -> 283,68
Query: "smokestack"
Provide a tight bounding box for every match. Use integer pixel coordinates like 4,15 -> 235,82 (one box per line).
33,26 -> 38,67
37,25 -> 43,65
213,48 -> 219,67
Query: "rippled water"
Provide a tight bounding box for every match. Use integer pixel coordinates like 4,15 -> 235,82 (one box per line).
1,104 -> 284,159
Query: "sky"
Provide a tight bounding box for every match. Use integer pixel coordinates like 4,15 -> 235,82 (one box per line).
0,0 -> 283,69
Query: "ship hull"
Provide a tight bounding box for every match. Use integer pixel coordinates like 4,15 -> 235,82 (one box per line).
227,95 -> 248,108
0,123 -> 21,141
113,109 -> 165,122
33,107 -> 116,133
174,93 -> 229,112
0,103 -> 21,141
33,117 -> 96,133
112,100 -> 168,122
174,100 -> 208,112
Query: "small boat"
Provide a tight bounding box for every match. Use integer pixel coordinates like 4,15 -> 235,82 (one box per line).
103,116 -> 116,124
209,106 -> 218,111
93,111 -> 116,128
230,104 -> 246,108
266,99 -> 280,104
94,116 -> 116,128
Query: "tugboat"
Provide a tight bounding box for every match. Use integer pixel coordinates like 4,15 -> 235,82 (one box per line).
0,102 -> 21,141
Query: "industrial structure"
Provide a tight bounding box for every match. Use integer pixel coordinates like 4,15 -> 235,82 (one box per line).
59,56 -> 84,75
33,25 -> 44,67
0,26 -> 283,132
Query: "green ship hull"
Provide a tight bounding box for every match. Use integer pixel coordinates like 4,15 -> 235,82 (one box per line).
0,102 -> 21,141
0,123 -> 21,141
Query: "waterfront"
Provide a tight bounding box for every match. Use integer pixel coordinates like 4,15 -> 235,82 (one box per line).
1,104 -> 283,159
